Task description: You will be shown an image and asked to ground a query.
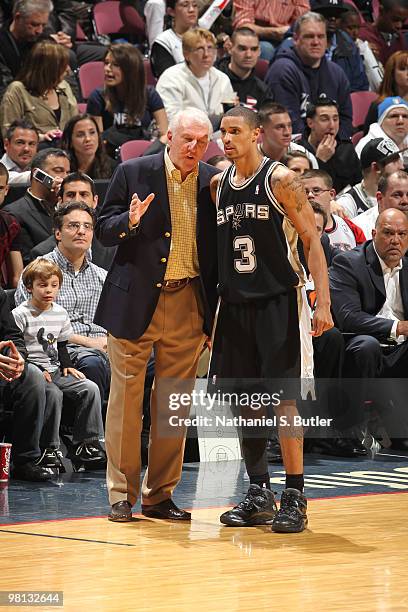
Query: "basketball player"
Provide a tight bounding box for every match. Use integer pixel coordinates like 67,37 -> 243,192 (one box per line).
209,107 -> 333,533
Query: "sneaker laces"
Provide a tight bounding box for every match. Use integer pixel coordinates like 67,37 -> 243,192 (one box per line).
278,491 -> 305,519
236,486 -> 267,512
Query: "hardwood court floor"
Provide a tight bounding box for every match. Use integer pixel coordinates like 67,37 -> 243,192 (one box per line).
1,493 -> 408,612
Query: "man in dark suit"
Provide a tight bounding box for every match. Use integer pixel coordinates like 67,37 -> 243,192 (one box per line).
330,208 -> 408,441
3,148 -> 70,265
95,108 -> 219,522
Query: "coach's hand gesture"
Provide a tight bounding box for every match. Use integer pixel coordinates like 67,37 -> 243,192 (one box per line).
129,192 -> 155,227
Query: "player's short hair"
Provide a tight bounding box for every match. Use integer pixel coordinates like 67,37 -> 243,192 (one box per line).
258,102 -> 290,125
22,258 -> 63,290
302,169 -> 333,189
0,162 -> 9,183
223,106 -> 260,130
310,200 -> 328,230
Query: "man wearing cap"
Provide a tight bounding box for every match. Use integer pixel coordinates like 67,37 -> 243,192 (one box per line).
265,11 -> 353,139
353,170 -> 408,237
310,0 -> 369,92
336,137 -> 404,218
356,96 -> 408,167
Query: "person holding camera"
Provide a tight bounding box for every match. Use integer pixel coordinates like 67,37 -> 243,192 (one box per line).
3,149 -> 70,266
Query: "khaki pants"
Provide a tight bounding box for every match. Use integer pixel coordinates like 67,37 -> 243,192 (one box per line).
106,279 -> 206,506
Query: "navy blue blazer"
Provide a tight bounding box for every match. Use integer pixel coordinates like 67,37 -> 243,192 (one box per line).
94,152 -> 219,340
329,240 -> 408,340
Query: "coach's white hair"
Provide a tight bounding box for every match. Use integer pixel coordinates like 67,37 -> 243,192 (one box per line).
13,0 -> 53,17
168,108 -> 213,140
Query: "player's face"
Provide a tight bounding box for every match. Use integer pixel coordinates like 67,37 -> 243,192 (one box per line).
167,119 -> 210,174
220,116 -> 260,159
30,275 -> 60,310
261,113 -> 292,149
307,106 -> 339,142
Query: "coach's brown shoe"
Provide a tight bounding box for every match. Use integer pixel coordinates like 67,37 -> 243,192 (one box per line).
108,501 -> 133,522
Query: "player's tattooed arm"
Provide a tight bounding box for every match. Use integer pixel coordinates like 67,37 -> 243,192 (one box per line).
210,174 -> 221,204
270,165 -> 308,214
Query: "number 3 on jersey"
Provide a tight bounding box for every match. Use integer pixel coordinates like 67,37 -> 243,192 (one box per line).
233,235 -> 257,273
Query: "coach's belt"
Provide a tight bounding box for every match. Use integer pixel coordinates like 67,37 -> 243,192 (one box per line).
162,277 -> 193,289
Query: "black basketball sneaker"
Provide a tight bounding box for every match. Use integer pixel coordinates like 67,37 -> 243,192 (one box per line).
271,488 -> 308,533
220,484 -> 277,526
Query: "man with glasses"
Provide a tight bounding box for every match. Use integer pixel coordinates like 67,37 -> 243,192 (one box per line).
156,27 -> 235,127
15,201 -> 110,407
302,169 -> 366,250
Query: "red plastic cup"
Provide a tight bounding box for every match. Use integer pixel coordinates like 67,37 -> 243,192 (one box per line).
0,443 -> 12,483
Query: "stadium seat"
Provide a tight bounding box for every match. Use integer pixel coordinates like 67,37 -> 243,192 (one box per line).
254,59 -> 269,81
93,1 -> 127,37
120,139 -> 152,161
351,91 -> 378,130
351,130 -> 364,146
78,61 -> 104,100
144,58 -> 157,86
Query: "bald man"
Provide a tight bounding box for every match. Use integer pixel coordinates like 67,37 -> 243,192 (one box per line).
329,209 -> 408,442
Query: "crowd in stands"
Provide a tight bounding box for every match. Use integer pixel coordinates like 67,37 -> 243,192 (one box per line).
1,0 -> 408,481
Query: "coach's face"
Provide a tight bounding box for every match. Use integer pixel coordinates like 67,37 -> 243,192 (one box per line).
373,210 -> 408,268
167,118 -> 210,178
220,116 -> 260,160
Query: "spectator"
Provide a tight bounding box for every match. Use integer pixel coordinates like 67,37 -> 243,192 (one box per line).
31,172 -> 117,271
61,114 -> 118,180
15,201 -> 110,404
298,97 -> 362,193
12,258 -> 106,470
216,28 -> 271,109
258,102 -> 318,166
302,169 -> 366,249
0,40 -> 77,143
150,0 -> 198,78
310,0 -> 369,92
156,28 -> 235,127
0,120 -> 39,186
336,137 -> 404,218
329,208 -> 408,444
339,6 -> 384,93
354,170 -> 408,237
0,163 -> 23,287
356,96 -> 408,166
232,0 -> 309,61
144,0 -> 166,48
265,11 -> 353,139
0,0 -> 106,98
363,50 -> 408,133
359,0 -> 408,67
87,44 -> 168,157
283,150 -> 312,174
0,286 -> 59,481
3,148 -> 70,266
